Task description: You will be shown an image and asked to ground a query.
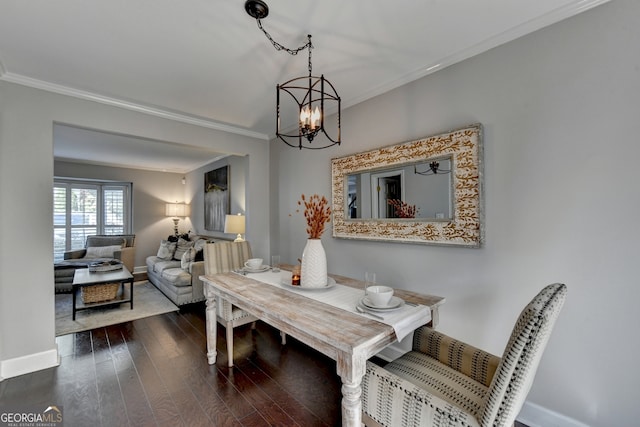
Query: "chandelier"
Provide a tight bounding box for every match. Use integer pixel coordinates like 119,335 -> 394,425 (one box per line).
245,0 -> 341,150
414,161 -> 451,176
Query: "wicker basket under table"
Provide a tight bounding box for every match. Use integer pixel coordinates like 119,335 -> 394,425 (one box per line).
72,267 -> 134,320
81,283 -> 120,303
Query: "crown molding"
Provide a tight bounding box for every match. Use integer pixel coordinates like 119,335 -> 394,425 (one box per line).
342,0 -> 611,110
0,71 -> 270,141
1,0 -> 609,138
55,152 -> 231,174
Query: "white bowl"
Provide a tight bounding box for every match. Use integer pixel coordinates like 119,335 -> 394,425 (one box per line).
366,285 -> 394,307
245,258 -> 263,269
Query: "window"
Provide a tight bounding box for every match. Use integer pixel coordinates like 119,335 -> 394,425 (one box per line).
53,179 -> 132,262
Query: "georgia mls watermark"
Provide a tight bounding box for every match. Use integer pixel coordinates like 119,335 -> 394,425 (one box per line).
0,405 -> 63,427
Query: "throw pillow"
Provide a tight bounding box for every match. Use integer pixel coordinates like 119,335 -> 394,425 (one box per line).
157,240 -> 177,260
173,238 -> 194,260
85,245 -> 122,259
193,238 -> 207,252
168,233 -> 189,242
181,247 -> 196,270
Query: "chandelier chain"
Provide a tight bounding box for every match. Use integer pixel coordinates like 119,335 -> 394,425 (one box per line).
256,19 -> 313,75
245,0 -> 340,149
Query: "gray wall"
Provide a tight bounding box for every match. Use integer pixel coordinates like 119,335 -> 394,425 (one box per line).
186,155 -> 257,246
55,155 -> 251,269
0,81 -> 270,378
271,0 -> 638,425
1,0 -> 638,424
54,161 -> 185,269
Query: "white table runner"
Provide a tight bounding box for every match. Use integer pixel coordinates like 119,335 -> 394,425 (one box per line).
241,270 -> 431,341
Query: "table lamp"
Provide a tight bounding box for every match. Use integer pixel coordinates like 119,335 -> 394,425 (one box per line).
224,214 -> 245,242
166,202 -> 190,235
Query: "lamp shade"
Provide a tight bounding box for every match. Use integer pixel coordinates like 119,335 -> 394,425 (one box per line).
165,203 -> 189,217
224,214 -> 245,234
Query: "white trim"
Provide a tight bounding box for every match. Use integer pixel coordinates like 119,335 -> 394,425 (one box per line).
0,72 -> 270,141
370,169 -> 406,219
517,401 -> 591,427
0,1 -> 609,144
341,0 -> 612,111
133,265 -> 147,275
0,346 -> 60,380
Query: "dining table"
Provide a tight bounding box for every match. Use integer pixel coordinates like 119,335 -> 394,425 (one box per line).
200,268 -> 445,427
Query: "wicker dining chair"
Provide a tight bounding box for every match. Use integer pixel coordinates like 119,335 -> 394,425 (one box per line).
362,283 -> 567,427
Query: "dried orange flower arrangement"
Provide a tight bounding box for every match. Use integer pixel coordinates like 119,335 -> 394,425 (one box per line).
297,194 -> 332,239
387,199 -> 418,218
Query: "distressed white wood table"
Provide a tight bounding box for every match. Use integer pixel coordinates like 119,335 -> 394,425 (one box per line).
200,271 -> 445,427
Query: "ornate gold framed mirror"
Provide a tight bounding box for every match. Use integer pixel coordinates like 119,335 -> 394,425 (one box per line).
331,123 -> 483,247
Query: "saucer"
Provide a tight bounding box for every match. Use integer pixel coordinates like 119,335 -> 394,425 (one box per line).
281,277 -> 337,290
243,265 -> 270,273
361,296 -> 404,311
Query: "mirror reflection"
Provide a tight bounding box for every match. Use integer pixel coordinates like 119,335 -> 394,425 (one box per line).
331,123 -> 482,247
346,157 -> 453,220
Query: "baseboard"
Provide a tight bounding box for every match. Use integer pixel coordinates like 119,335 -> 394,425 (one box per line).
517,401 -> 591,427
133,265 -> 147,274
133,265 -> 148,282
0,345 -> 60,380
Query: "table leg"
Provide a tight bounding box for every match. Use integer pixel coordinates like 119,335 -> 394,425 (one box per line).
337,352 -> 366,427
341,379 -> 363,426
129,280 -> 134,310
204,285 -> 218,365
430,306 -> 439,328
72,286 -> 77,321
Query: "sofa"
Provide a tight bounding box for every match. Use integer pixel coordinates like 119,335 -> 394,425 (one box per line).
146,234 -> 226,306
54,234 -> 136,293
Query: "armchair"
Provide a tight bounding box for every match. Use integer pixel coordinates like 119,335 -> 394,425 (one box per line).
362,283 -> 567,427
64,234 -> 136,271
54,234 -> 136,293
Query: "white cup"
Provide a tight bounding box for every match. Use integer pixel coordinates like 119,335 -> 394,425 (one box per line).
366,285 -> 394,307
245,258 -> 263,269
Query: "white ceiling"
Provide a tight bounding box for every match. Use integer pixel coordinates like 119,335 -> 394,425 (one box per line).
52,124 -> 229,173
0,0 -> 608,173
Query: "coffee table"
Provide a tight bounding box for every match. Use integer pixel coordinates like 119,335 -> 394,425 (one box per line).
72,266 -> 134,320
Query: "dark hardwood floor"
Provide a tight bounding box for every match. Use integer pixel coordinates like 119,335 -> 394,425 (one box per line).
1,303 -> 343,426
1,303 -> 530,427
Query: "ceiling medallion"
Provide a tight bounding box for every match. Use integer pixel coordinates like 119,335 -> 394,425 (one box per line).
245,0 -> 341,150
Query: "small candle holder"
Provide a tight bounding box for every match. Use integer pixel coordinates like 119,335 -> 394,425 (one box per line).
292,265 -> 301,286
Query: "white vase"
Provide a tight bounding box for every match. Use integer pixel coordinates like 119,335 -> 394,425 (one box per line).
301,239 -> 327,288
